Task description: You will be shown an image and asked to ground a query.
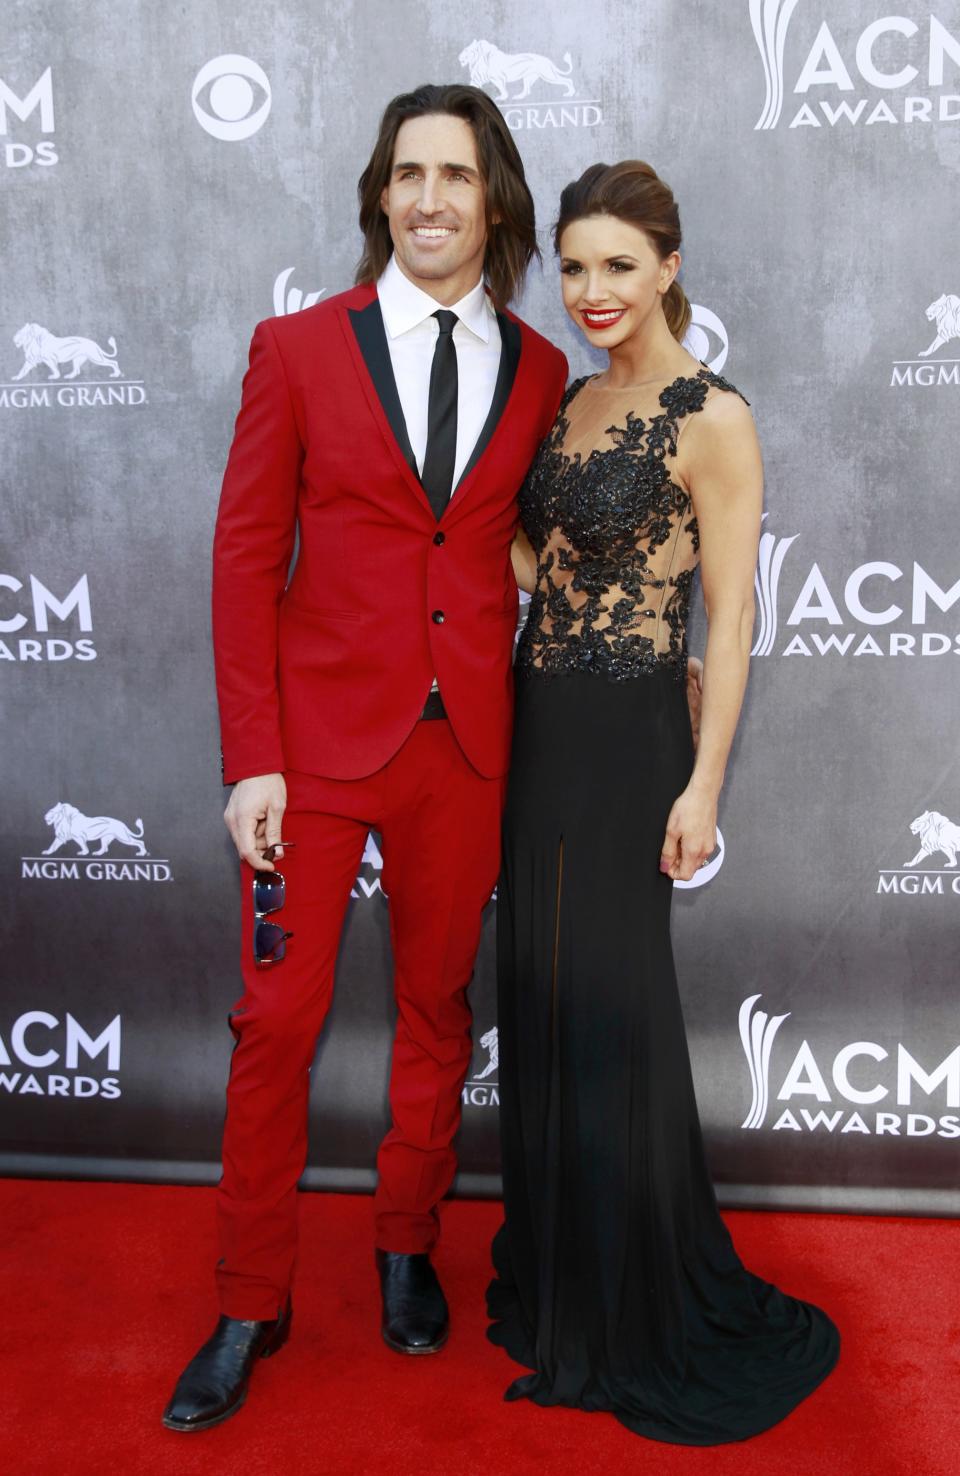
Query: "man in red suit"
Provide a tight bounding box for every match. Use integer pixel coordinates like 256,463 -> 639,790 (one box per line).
163,83 -> 567,1432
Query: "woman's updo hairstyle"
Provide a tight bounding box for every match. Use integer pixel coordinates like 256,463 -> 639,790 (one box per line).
554,160 -> 691,343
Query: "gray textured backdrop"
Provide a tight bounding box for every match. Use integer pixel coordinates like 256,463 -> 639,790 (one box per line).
3,0 -> 959,1214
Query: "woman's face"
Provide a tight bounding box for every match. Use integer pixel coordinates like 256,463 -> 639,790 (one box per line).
558,214 -> 679,350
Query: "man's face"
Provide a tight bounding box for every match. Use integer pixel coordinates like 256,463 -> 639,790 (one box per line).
380,113 -> 489,304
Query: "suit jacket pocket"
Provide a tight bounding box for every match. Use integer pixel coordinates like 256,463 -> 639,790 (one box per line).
281,599 -> 363,623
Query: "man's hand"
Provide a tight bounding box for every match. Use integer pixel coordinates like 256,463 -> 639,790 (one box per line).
224,773 -> 287,871
686,656 -> 704,751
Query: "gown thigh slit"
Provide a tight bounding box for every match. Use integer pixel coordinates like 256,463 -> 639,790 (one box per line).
488,369 -> 839,1445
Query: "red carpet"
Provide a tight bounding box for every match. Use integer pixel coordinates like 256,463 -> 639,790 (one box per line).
1,1180 -> 955,1476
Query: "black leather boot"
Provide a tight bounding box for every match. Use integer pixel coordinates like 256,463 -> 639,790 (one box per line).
161,1303 -> 291,1432
375,1250 -> 449,1354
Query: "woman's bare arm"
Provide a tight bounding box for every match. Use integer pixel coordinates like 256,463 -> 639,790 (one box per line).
659,393 -> 763,882
686,656 -> 703,749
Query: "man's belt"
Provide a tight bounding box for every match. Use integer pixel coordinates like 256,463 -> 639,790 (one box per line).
419,690 -> 447,721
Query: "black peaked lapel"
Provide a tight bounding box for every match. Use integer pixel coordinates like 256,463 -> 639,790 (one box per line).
347,298 -> 419,479
455,313 -> 522,491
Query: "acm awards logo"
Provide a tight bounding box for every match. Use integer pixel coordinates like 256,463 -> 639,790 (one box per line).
459,39 -> 602,131
0,573 -> 96,663
0,67 -> 57,168
752,519 -> 960,658
273,269 -> 325,317
463,1026 -> 499,1108
21,803 -> 173,884
349,833 -> 509,902
751,3 -> 960,131
877,808 -> 960,896
192,55 -> 271,141
0,1011 -> 121,1100
890,293 -> 960,389
739,994 -> 959,1138
352,832 -> 386,900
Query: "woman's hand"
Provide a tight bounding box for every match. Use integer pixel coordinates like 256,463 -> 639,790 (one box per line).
686,656 -> 703,750
659,784 -> 717,883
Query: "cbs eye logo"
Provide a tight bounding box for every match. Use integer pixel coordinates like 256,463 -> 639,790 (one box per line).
682,306 -> 729,375
191,54 -> 272,141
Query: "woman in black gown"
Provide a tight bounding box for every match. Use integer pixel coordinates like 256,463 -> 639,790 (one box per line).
488,161 -> 839,1445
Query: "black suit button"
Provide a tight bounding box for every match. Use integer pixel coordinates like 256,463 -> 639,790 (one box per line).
432,610 -> 445,624
433,531 -> 445,546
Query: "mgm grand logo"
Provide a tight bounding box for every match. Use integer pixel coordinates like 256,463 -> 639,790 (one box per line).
877,808 -> 960,895
463,1026 -> 499,1107
740,994 -> 959,1139
21,803 -> 173,883
0,321 -> 147,409
459,39 -> 602,131
890,293 -> 960,388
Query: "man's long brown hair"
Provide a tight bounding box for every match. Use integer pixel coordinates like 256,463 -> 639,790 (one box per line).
356,84 -> 539,311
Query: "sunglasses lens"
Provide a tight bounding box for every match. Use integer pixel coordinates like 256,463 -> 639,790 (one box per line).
254,921 -> 288,963
254,874 -> 284,913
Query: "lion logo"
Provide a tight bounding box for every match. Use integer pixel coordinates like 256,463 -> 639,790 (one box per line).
42,802 -> 148,858
905,810 -> 960,869
474,1026 -> 499,1081
12,323 -> 121,382
458,39 -> 575,101
918,295 -> 960,359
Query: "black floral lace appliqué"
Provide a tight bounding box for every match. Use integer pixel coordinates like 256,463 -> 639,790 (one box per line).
516,367 -> 746,683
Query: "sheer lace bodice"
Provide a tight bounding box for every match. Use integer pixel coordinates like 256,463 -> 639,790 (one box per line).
516,367 -> 746,682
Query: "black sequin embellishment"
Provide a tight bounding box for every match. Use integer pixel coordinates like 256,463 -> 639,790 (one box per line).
516,367 -> 747,684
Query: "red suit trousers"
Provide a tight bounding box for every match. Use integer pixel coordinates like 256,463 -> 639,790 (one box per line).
215,719 -> 504,1320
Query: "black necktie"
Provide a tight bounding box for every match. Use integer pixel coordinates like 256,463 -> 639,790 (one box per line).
421,309 -> 458,519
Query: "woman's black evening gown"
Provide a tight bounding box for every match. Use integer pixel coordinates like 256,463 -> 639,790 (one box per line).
488,370 -> 839,1445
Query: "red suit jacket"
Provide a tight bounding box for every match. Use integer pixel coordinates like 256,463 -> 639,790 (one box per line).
212,282 -> 568,784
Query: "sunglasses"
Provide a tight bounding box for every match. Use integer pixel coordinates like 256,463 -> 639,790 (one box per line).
253,842 -> 295,966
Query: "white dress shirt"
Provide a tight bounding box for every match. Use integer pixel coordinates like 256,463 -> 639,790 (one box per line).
377,253 -> 502,490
